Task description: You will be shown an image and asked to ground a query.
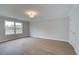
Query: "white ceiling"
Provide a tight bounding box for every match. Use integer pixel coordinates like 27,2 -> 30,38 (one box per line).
0,4 -> 74,21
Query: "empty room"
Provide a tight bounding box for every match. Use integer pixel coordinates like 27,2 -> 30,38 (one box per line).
0,4 -> 78,55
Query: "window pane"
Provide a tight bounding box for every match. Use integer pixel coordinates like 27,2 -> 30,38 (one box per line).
5,21 -> 14,35
15,22 -> 23,34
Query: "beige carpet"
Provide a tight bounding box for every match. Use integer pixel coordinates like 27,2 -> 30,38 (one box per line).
0,37 -> 76,55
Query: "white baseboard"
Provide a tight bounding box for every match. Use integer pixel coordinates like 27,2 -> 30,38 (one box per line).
68,40 -> 78,55
31,36 -> 68,42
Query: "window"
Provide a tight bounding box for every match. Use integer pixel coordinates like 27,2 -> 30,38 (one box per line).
15,22 -> 23,34
5,21 -> 14,35
5,21 -> 23,35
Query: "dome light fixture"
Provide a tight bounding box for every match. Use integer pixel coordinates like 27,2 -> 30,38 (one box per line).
25,10 -> 38,18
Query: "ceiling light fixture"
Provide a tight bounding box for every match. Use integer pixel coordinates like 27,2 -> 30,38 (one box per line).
25,10 -> 38,18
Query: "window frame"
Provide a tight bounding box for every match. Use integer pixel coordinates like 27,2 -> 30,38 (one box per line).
5,20 -> 23,35
15,22 -> 23,34
5,21 -> 15,35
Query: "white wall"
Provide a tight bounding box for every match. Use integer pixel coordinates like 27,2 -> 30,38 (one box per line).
30,17 -> 69,42
69,5 -> 79,54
